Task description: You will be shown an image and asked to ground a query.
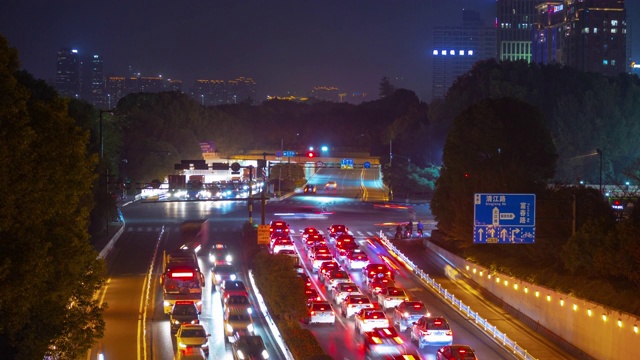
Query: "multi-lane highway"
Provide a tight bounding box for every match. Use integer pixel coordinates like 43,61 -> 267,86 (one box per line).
88,167 -> 574,359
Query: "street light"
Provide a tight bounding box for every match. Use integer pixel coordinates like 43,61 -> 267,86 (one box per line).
596,148 -> 603,193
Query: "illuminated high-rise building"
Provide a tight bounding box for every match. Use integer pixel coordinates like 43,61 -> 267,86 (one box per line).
89,54 -> 106,108
497,0 -> 542,62
55,48 -> 81,99
533,0 -> 627,77
310,86 -> 340,102
432,10 -> 497,99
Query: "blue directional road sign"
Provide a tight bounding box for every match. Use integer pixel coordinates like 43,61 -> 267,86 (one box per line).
473,193 -> 536,244
283,150 -> 296,157
341,158 -> 354,169
363,161 -> 371,169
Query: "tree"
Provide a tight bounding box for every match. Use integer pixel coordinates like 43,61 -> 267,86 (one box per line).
379,76 -> 395,99
431,98 -> 557,245
0,35 -> 106,359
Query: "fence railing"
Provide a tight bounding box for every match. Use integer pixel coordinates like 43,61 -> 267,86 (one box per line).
377,231 -> 537,360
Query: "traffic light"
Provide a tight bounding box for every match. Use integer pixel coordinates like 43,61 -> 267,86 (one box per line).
307,151 -> 316,158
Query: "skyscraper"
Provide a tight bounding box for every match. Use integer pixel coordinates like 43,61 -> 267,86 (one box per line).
89,54 -> 106,108
533,0 -> 627,77
497,0 -> 542,62
55,48 -> 81,99
432,10 -> 497,99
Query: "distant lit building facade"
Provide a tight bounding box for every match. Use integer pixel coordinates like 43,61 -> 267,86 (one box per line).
55,48 -> 81,99
105,76 -> 126,108
533,0 -> 627,77
432,10 -> 497,99
310,86 -> 340,102
497,0 -> 542,62
89,54 -> 106,108
191,77 -> 256,106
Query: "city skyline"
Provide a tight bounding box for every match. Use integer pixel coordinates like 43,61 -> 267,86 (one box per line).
1,1 -> 638,102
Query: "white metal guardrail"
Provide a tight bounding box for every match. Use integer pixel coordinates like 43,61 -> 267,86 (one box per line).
248,269 -> 295,360
377,231 -> 537,360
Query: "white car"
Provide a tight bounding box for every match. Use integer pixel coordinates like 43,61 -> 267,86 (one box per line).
411,316 -> 453,349
312,253 -> 334,272
325,270 -> 351,291
332,282 -> 362,305
306,301 -> 335,325
376,287 -> 409,310
175,324 -> 210,355
345,250 -> 370,270
354,309 -> 390,334
341,295 -> 374,318
271,238 -> 295,254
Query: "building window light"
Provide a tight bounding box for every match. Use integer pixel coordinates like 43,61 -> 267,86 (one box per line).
603,59 -> 609,65
513,284 -> 518,290
472,268 -> 476,274
573,304 -> 578,311
442,50 -> 447,55
618,319 -> 623,327
468,50 -> 474,56
459,50 -> 464,55
588,309 -> 592,317
504,280 -> 509,286
560,299 -> 565,307
594,28 -> 598,34
449,50 -> 455,55
611,29 -> 617,34
546,295 -> 551,302
634,325 -> 638,334
524,287 -> 528,294
583,28 -> 590,34
611,20 -> 618,26
612,60 -> 616,66
535,291 -> 540,298
602,314 -> 607,322
433,50 -> 439,55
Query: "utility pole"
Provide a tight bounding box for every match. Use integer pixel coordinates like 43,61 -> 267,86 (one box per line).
248,165 -> 254,224
261,153 -> 267,225
389,140 -> 393,200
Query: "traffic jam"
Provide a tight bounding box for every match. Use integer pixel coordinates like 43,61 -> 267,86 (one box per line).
165,242 -> 270,359
267,220 -> 479,360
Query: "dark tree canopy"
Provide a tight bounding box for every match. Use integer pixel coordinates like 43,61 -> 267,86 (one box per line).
0,35 -> 106,359
431,97 -> 557,244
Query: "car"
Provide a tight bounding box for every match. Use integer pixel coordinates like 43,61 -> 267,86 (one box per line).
269,220 -> 289,234
345,250 -> 370,270
175,324 -> 210,355
325,269 -> 351,291
383,353 -> 424,360
170,301 -> 200,333
341,294 -> 374,318
393,301 -> 430,332
367,276 -> 395,296
305,301 -> 336,325
271,238 -> 295,254
354,309 -> 390,334
325,181 -> 338,190
335,236 -> 358,261
377,287 -> 409,310
223,294 -> 253,315
224,308 -> 254,340
312,253 -> 334,272
176,347 -> 207,360
209,243 -> 232,264
308,244 -> 331,261
436,345 -> 477,360
269,233 -> 291,249
363,263 -> 394,284
220,280 -> 249,301
304,234 -> 326,248
301,227 -> 319,241
304,288 -> 322,306
318,260 -> 341,283
327,224 -> 348,240
411,316 -> 453,348
363,327 -> 405,359
303,184 -> 317,194
232,335 -> 270,360
211,263 -> 237,287
332,282 -> 362,305
298,273 -> 313,289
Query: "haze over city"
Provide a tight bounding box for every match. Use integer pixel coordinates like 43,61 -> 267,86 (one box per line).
2,0 -> 638,102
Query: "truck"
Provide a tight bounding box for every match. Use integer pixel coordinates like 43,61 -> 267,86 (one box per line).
160,220 -> 210,314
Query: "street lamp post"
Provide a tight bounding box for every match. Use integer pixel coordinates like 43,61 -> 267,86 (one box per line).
596,148 -> 603,193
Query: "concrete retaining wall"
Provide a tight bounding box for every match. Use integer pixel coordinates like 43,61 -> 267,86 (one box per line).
424,240 -> 639,359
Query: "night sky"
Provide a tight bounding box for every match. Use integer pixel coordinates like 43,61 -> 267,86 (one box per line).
1,0 -> 638,102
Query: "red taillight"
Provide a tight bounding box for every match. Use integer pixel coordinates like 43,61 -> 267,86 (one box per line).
458,348 -> 467,354
434,319 -> 442,326
413,304 -> 422,309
